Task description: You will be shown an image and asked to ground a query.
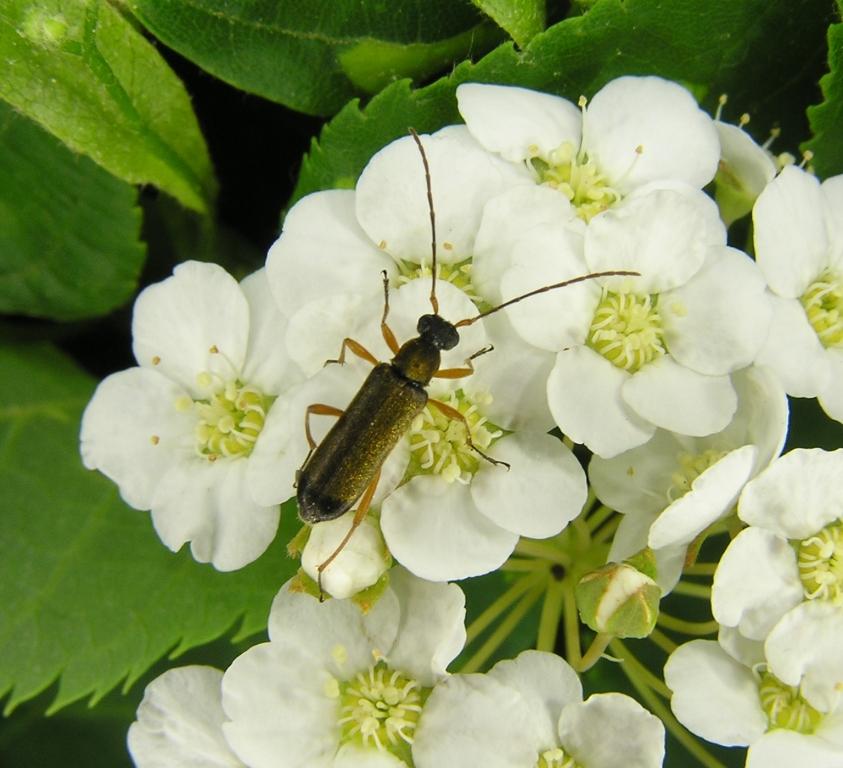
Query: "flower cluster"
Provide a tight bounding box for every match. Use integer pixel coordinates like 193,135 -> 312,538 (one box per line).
78,74 -> 843,766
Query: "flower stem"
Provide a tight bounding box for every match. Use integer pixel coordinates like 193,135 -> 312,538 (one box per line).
586,502 -> 615,533
460,585 -> 544,673
671,581 -> 712,600
593,514 -> 620,544
648,627 -> 678,654
563,581 -> 583,668
500,557 -> 550,573
536,573 -> 566,652
576,632 -> 613,672
683,562 -> 718,576
466,571 -> 545,644
611,639 -> 672,699
657,613 -> 719,636
514,539 -> 570,566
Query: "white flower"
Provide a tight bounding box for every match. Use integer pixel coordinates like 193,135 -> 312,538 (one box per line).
127,570 -> 466,768
752,166 -> 843,423
590,366 -> 788,590
80,263 -> 303,570
266,126 -> 528,374
456,76 -> 720,222
665,639 -> 843,767
487,187 -> 771,458
222,569 -> 464,767
712,448 -> 843,642
413,650 -> 665,768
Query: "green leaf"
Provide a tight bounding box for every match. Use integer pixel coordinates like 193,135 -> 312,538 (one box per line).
0,104 -> 145,321
293,0 -> 832,202
805,19 -> 843,178
0,343 -> 299,713
471,0 -> 545,47
127,0 -> 501,116
0,1 -> 216,212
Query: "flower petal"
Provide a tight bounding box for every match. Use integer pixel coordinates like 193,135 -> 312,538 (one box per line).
385,568 -> 467,686
747,730 -> 843,768
718,625 -> 765,668
648,445 -> 756,550
380,475 -> 518,581
714,121 -> 777,202
765,601 -> 843,713
356,125 -> 529,264
548,347 -> 655,458
622,356 -> 737,437
584,76 -> 719,191
753,165 -> 830,297
266,189 -> 395,317
662,246 -> 772,374
128,666 -> 244,768
80,367 -> 195,510
585,188 -> 724,294
664,640 -> 767,746
457,82 -> 582,163
470,432 -> 587,538
557,693 -> 665,768
132,261 -> 249,394
151,460 -> 280,571
711,527 -> 803,640
738,448 -> 843,538
818,349 -> 843,425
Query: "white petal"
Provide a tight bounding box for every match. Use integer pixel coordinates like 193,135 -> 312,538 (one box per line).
266,189 -> 395,318
662,247 -> 772,374
738,448 -> 843,538
413,673 -> 540,767
747,730 -> 843,768
718,625 -> 766,668
334,744 -> 406,768
557,693 -> 665,768
585,188 -> 724,294
151,460 -> 280,571
500,222 -> 596,352
711,527 -> 803,640
588,430 -> 685,516
765,601 -> 843,713
818,350 -> 843,425
380,475 -> 518,581
132,261 -> 249,395
266,579 -> 400,671
128,666 -> 243,768
239,269 -> 303,394
715,121 -> 777,200
622,356 -> 737,436
754,294 -> 831,396
648,445 -> 757,550
356,125 -> 529,264
753,165 -> 830,297
584,76 -> 719,191
80,367 -> 195,510
457,82 -> 582,163
300,514 -> 389,600
470,432 -> 587,538
607,509 -> 656,565
221,642 -> 337,768
548,347 -> 654,458
473,185 -> 578,304
385,568 -> 467,686
663,640 -> 767,746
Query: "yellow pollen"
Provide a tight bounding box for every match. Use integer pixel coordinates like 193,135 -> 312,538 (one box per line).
800,270 -> 843,348
587,290 -> 667,372
378,240 -> 387,250
443,241 -> 454,251
759,672 -> 822,734
798,520 -> 843,603
150,435 -> 160,446
209,345 -> 219,354
396,258 -> 480,304
151,355 -> 161,365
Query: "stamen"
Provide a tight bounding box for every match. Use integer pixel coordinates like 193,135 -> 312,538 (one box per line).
798,521 -> 843,604
800,270 -> 843,348
536,746 -> 582,768
759,672 -> 823,734
396,258 -> 480,304
666,449 -> 728,502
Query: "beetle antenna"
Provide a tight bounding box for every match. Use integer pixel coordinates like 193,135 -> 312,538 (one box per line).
409,128 -> 439,315
453,270 -> 641,328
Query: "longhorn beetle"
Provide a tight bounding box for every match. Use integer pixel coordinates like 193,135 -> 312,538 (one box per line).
296,129 -> 638,588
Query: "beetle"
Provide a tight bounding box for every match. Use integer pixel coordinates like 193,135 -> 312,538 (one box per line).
295,129 -> 637,584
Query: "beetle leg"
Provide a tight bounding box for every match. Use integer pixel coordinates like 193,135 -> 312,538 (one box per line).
295,404 -> 345,487
325,338 -> 379,367
316,468 -> 382,599
428,397 -> 510,470
380,270 -> 401,355
432,344 -> 494,379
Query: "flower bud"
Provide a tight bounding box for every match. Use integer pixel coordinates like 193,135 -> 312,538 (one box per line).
576,557 -> 661,638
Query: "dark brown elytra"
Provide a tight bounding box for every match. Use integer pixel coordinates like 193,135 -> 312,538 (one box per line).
295,128 -> 638,590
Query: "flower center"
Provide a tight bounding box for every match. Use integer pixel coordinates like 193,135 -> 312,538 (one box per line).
666,449 -> 729,502
587,290 -> 667,372
535,747 -> 583,768
185,373 -> 272,461
798,520 -> 843,603
530,141 -> 622,222
759,672 -> 822,734
336,663 -> 429,762
405,390 -> 503,483
397,258 -> 481,304
800,270 -> 843,348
